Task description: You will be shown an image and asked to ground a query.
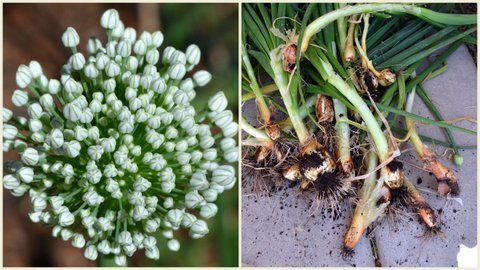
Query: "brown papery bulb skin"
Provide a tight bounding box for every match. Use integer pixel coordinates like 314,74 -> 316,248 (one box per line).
315,94 -> 334,124
377,69 -> 396,87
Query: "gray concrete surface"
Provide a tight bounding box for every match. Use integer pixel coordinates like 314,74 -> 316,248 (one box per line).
241,45 -> 477,267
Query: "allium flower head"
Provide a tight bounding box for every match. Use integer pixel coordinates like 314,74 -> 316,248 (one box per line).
3,9 -> 238,265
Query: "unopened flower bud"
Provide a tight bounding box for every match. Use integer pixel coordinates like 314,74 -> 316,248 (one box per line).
3,108 -> 13,122
87,37 -> 103,54
48,79 -> 61,95
212,165 -> 235,187
84,245 -> 98,261
70,53 -> 86,70
186,44 -> 201,66
200,203 -> 218,219
72,233 -> 86,248
62,27 -> 80,48
208,91 -> 228,112
125,56 -> 138,71
29,61 -> 43,78
117,40 -> 132,58
12,90 -> 29,107
17,167 -> 34,183
222,122 -> 239,138
224,147 -> 238,163
168,63 -> 186,80
189,220 -> 209,239
193,70 -> 211,87
21,148 -> 39,166
100,9 -> 120,29
133,40 -> 147,55
59,211 -> 75,226
167,239 -> 180,251
3,124 -> 18,140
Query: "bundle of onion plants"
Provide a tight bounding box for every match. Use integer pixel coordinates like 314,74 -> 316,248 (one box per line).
241,2 -> 476,255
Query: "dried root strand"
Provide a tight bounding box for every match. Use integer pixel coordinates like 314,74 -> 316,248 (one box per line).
420,226 -> 445,241
381,186 -> 414,228
311,171 -> 356,215
243,137 -> 300,194
242,147 -> 283,194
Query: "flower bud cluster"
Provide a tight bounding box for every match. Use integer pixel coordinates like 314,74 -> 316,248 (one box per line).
3,9 -> 238,265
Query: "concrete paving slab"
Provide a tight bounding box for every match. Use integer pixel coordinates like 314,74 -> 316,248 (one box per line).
241,45 -> 477,267
373,44 -> 477,267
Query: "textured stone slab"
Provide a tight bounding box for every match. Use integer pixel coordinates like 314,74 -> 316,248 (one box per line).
374,45 -> 477,267
241,45 -> 477,267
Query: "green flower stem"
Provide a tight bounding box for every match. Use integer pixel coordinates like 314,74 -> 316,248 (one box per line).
73,202 -> 88,215
301,3 -> 476,53
241,84 -> 277,102
240,116 -> 272,142
106,29 -> 113,43
310,51 -> 390,161
365,99 -> 476,135
335,3 -> 348,56
269,48 -> 310,145
333,99 -> 353,174
344,147 -> 388,251
404,81 -> 425,155
242,44 -> 271,123
390,127 -> 476,150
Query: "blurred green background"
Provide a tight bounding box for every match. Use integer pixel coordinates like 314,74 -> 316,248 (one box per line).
3,3 -> 238,267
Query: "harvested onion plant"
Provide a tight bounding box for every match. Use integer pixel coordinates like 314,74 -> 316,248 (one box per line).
241,3 -> 476,256
3,9 -> 238,266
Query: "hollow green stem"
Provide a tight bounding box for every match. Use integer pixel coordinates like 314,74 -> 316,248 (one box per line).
365,99 -> 476,135
404,81 -> 425,156
242,44 -> 271,122
390,127 -> 476,150
333,99 -> 353,174
301,3 -> 476,54
269,47 -> 310,145
279,95 -> 316,131
336,5 -> 348,56
241,84 -> 277,102
344,148 -> 388,251
311,53 -> 390,161
240,116 -> 272,142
